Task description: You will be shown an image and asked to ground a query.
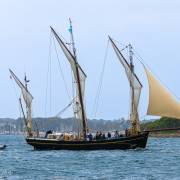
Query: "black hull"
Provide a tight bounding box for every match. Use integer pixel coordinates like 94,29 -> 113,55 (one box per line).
0,145 -> 6,150
26,132 -> 149,150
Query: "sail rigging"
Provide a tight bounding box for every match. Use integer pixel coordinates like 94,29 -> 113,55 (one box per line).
50,26 -> 87,138
109,37 -> 142,133
144,66 -> 180,119
9,69 -> 33,137
55,98 -> 75,118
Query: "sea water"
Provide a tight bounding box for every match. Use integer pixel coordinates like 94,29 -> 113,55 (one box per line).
0,135 -> 180,180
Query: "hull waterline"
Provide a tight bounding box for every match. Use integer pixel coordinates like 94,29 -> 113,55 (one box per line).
26,132 -> 149,150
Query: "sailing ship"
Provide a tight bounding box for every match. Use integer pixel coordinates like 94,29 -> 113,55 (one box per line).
10,20 -> 180,150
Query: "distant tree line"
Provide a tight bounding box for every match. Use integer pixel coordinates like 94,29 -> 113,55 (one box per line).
0,117 -> 131,133
141,117 -> 180,131
3,116 -> 178,134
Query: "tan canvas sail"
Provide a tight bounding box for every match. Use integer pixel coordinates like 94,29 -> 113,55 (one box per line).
144,66 -> 180,119
9,69 -> 33,136
109,37 -> 142,133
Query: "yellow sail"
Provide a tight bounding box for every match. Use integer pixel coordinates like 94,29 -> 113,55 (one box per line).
144,66 -> 180,119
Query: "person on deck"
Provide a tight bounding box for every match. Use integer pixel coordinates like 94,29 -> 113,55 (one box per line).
102,133 -> 106,139
107,132 -> 111,139
125,128 -> 128,137
96,131 -> 100,140
88,133 -> 93,141
114,130 -> 119,138
45,130 -> 53,138
99,131 -> 102,139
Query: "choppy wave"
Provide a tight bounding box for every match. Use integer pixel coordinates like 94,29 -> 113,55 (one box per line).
0,135 -> 180,180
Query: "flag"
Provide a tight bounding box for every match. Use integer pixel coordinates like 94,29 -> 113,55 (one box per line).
68,25 -> 72,33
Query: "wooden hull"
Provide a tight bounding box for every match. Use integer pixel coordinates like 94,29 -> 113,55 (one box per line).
26,132 -> 149,150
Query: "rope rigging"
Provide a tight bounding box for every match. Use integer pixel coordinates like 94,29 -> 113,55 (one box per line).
92,39 -> 133,120
92,40 -> 109,118
113,41 -> 133,120
52,34 -> 72,100
133,47 -> 180,102
44,32 -> 52,117
51,30 -> 78,121
45,29 -> 79,121
55,97 -> 76,118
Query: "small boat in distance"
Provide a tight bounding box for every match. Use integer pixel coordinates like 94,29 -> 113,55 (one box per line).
0,144 -> 6,150
10,19 -> 180,150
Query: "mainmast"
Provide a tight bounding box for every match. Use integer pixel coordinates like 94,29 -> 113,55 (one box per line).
109,37 -> 142,135
68,19 -> 87,139
129,44 -> 134,73
129,44 -> 140,134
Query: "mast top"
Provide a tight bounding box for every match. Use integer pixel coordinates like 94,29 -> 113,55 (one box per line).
24,74 -> 30,89
128,43 -> 134,72
68,18 -> 77,60
68,18 -> 72,31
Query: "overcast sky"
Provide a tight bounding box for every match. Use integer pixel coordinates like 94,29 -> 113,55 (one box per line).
0,0 -> 180,120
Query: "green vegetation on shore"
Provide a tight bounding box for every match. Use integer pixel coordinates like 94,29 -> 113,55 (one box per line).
141,117 -> 180,137
141,117 -> 180,130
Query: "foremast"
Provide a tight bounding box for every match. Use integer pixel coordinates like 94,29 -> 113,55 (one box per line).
129,44 -> 141,134
9,69 -> 33,137
24,74 -> 33,137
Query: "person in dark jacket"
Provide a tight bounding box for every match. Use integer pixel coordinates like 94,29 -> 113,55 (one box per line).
99,131 -> 102,139
45,130 -> 53,138
125,128 -> 128,137
102,133 -> 106,139
96,131 -> 100,140
88,133 -> 93,141
107,132 -> 111,139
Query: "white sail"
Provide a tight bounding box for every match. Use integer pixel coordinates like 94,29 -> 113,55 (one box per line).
50,27 -> 87,124
9,69 -> 33,136
9,69 -> 33,108
109,37 -> 142,132
144,66 -> 180,119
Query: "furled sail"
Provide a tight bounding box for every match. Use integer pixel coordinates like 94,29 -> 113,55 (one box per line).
50,27 -> 87,127
144,66 -> 180,119
9,69 -> 33,136
109,37 -> 142,132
